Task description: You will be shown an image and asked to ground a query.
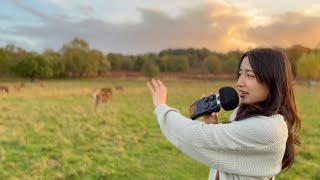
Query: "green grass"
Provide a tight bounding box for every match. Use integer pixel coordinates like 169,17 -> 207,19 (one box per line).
0,78 -> 319,179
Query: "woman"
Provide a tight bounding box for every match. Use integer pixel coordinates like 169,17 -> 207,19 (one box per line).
147,48 -> 301,180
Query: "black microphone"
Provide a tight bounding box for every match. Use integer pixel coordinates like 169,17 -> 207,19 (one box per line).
189,87 -> 239,120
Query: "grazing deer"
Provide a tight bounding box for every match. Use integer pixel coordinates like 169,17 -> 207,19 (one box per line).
33,79 -> 44,87
0,86 -> 9,93
114,85 -> 123,91
93,88 -> 112,111
14,83 -> 26,91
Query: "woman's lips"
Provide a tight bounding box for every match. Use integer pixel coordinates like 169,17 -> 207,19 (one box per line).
240,94 -> 247,99
239,90 -> 248,99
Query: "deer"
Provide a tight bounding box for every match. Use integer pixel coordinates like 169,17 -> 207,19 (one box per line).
114,85 -> 123,91
32,79 -> 44,87
93,88 -> 112,111
14,83 -> 26,91
0,86 -> 9,93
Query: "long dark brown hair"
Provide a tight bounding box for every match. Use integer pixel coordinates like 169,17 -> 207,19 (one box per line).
235,48 -> 301,170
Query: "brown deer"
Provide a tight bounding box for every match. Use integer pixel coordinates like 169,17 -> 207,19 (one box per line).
14,83 -> 26,91
114,85 -> 123,91
0,86 -> 9,93
93,88 -> 112,111
39,82 -> 44,88
33,79 -> 44,87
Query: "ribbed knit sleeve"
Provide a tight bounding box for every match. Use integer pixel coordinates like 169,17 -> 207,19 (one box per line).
154,104 -> 288,177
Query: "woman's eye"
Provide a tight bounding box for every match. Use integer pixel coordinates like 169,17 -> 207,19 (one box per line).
247,74 -> 255,78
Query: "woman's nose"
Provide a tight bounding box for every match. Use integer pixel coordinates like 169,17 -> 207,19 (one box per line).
237,75 -> 245,88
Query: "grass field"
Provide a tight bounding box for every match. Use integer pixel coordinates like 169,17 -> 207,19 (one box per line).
0,78 -> 319,179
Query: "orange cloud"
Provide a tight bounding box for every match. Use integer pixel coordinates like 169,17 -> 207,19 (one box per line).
246,11 -> 320,49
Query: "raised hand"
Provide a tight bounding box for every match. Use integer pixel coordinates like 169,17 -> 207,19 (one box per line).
146,79 -> 167,107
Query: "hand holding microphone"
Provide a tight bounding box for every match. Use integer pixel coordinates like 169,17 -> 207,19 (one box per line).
200,94 -> 219,124
190,87 -> 239,120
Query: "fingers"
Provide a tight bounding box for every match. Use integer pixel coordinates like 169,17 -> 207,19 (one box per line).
151,78 -> 161,91
211,112 -> 219,120
151,78 -> 158,88
148,78 -> 165,90
156,79 -> 164,86
211,112 -> 218,116
146,82 -> 155,94
203,112 -> 219,124
200,93 -> 212,99
147,78 -> 167,107
147,78 -> 167,95
157,79 -> 164,89
155,79 -> 165,89
204,116 -> 215,124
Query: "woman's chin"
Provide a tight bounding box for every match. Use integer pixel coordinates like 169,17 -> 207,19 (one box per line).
240,99 -> 248,104
240,99 -> 253,104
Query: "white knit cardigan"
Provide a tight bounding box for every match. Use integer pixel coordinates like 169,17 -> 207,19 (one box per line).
153,104 -> 288,180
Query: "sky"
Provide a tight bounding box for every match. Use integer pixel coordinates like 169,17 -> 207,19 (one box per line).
0,0 -> 320,54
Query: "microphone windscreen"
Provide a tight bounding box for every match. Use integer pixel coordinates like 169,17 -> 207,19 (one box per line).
219,87 -> 239,111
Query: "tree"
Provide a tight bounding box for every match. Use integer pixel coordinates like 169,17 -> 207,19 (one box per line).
0,48 -> 10,74
61,37 -> 90,53
286,45 -> 310,76
121,56 -> 135,71
155,56 -> 168,72
88,50 -> 110,76
141,61 -> 160,79
202,55 -> 222,73
62,48 -> 84,76
108,53 -> 123,71
296,52 -> 320,87
166,55 -> 189,72
222,50 -> 242,73
60,38 -> 95,77
51,58 -> 67,77
42,48 -> 66,77
4,44 -> 28,71
158,48 -> 210,72
134,55 -> 147,71
11,54 -> 53,80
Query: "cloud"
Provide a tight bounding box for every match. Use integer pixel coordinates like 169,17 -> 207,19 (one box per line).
247,11 -> 320,48
10,0 -> 52,20
1,1 -> 320,54
0,15 -> 12,20
2,1 -> 252,53
47,0 -> 96,17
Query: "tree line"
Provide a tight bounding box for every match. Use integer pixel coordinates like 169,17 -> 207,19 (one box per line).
0,37 -> 319,81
